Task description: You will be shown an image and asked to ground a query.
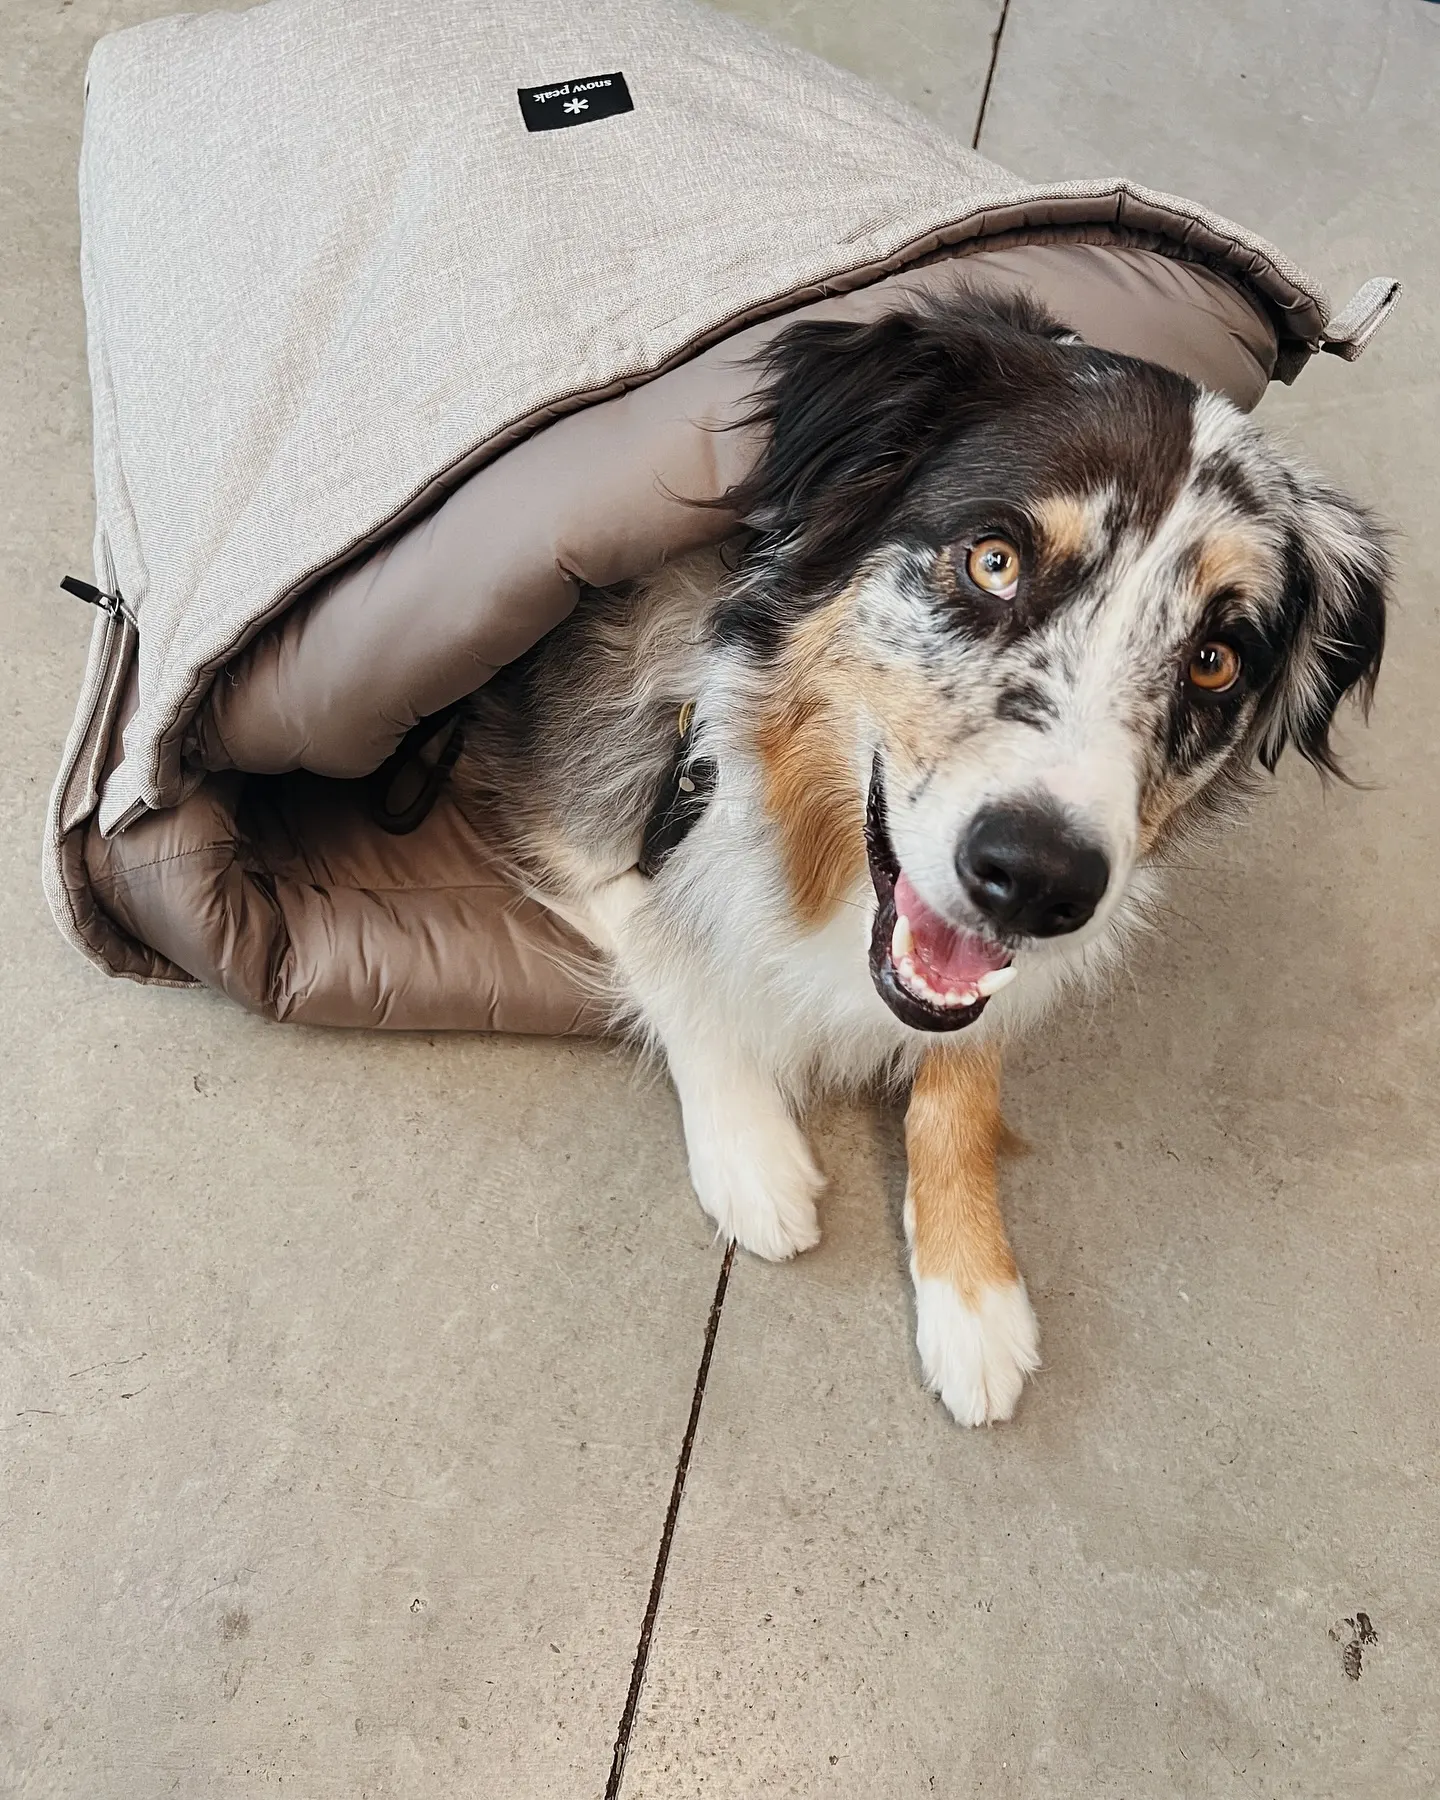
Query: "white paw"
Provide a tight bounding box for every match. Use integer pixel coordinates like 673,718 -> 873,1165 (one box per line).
914,1276 -> 1040,1426
687,1110 -> 824,1262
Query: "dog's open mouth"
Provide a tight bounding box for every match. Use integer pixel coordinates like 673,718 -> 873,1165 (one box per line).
865,761 -> 1013,1033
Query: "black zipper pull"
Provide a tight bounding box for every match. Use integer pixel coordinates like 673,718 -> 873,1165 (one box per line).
60,575 -> 137,627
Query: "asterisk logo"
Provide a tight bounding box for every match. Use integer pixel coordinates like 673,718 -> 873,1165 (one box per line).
563,97 -> 589,115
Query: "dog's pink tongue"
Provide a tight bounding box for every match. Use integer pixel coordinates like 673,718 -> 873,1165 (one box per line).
893,873 -> 1010,987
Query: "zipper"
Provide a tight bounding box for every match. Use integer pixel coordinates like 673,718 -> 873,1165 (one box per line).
59,556 -> 137,629
57,528 -> 139,834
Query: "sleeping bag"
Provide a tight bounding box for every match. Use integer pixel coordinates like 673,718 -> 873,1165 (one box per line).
45,0 -> 1399,1030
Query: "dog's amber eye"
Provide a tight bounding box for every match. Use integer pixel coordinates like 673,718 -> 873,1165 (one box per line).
966,537 -> 1021,599
1187,642 -> 1243,693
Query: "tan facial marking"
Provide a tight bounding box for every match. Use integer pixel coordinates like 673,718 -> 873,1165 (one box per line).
1137,771 -> 1186,854
1033,493 -> 1098,566
754,691 -> 866,928
905,1046 -> 1017,1305
753,593 -> 867,930
1192,528 -> 1259,600
753,568 -> 983,929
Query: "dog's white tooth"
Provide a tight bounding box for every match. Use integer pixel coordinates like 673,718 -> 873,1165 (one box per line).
892,913 -> 914,960
945,990 -> 963,1006
977,966 -> 1017,998
957,987 -> 979,1007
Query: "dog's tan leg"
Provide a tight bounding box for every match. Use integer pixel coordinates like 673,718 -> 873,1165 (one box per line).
904,1046 -> 1040,1425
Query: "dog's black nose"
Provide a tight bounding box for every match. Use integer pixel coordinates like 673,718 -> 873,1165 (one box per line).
958,804 -> 1110,938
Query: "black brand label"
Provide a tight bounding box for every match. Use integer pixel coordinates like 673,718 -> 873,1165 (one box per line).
518,71 -> 634,132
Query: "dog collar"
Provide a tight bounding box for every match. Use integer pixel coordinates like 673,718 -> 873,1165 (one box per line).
638,701 -> 717,877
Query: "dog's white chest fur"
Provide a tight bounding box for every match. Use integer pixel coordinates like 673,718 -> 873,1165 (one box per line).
584,755 -> 924,1096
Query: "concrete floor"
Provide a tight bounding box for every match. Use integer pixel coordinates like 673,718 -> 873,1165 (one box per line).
2,1 -> 1437,1795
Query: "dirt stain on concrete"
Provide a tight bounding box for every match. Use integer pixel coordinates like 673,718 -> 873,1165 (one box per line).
219,1606 -> 251,1642
1329,1612 -> 1378,1680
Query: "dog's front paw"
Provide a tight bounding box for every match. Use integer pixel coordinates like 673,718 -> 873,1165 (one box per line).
687,1110 -> 824,1262
914,1276 -> 1040,1426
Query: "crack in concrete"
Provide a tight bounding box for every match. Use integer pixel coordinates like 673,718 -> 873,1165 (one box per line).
605,1243 -> 734,1799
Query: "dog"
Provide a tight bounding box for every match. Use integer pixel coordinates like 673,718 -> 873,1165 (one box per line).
451,292 -> 1389,1426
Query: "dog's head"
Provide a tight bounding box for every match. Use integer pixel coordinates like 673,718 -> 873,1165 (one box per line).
719,293 -> 1390,1033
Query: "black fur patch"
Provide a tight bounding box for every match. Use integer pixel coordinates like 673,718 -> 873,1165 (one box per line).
1194,451 -> 1266,519
1258,511 -> 1388,775
996,679 -> 1059,728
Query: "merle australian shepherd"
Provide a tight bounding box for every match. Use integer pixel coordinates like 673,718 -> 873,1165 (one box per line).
452,293 -> 1389,1425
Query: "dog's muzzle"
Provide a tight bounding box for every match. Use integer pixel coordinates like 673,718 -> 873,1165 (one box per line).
864,760 -> 1015,1034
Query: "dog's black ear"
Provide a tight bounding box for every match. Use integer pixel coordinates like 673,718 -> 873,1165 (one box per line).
1256,478 -> 1390,777
717,295 -> 1060,625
